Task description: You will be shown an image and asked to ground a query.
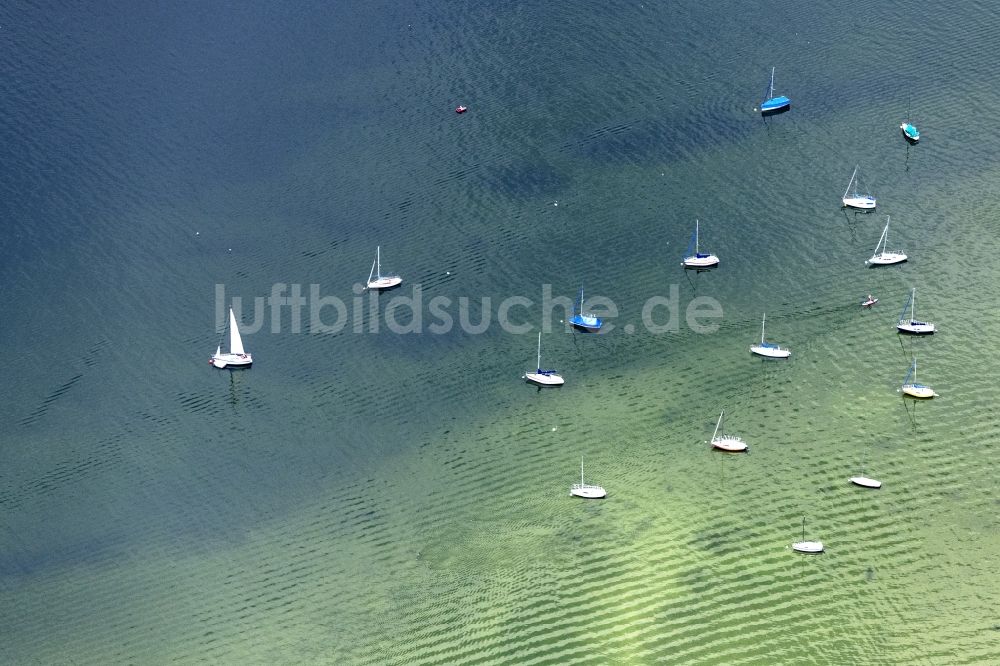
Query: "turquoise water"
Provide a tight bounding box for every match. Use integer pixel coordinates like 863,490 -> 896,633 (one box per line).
2,0 -> 999,662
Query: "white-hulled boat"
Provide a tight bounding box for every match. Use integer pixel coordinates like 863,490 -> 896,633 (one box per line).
710,410 -> 748,453
366,245 -> 402,290
865,216 -> 907,266
849,448 -> 882,488
681,219 -> 720,269
570,458 -> 606,499
896,287 -> 935,335
750,313 -> 790,358
209,308 -> 253,369
523,331 -> 564,387
901,358 -> 937,399
792,517 -> 824,553
842,165 -> 876,210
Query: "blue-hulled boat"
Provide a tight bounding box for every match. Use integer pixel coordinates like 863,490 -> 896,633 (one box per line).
760,67 -> 790,114
568,287 -> 602,332
901,121 -> 920,142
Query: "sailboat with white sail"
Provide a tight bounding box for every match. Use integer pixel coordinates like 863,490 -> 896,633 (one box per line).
569,457 -> 606,499
842,165 -> 876,210
865,216 -> 907,266
901,358 -> 937,399
366,245 -> 402,290
681,219 -> 719,269
750,313 -> 790,358
523,331 -> 564,387
896,287 -> 935,334
209,308 -> 252,369
710,410 -> 748,453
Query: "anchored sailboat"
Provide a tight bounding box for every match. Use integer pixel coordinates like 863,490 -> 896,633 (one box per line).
710,410 -> 748,453
366,245 -> 402,290
568,287 -> 602,332
901,358 -> 937,399
896,287 -> 935,334
209,308 -> 252,369
569,457 -> 606,499
750,313 -> 790,358
842,165 -> 876,210
792,517 -> 824,553
681,219 -> 719,269
866,216 -> 907,266
760,67 -> 790,114
849,447 -> 882,489
522,331 -> 564,387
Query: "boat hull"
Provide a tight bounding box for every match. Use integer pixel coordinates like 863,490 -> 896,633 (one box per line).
843,196 -> 877,209
901,123 -> 919,142
682,255 -> 720,268
569,315 -> 602,332
570,484 -> 606,499
902,384 -> 936,399
897,321 -> 935,335
750,345 -> 791,358
210,353 -> 252,368
866,252 -> 907,266
524,371 -> 564,387
761,96 -> 790,114
367,276 -> 403,290
712,436 -> 748,453
792,541 -> 824,553
850,476 -> 882,489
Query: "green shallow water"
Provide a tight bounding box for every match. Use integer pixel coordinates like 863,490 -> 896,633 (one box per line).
2,0 -> 999,663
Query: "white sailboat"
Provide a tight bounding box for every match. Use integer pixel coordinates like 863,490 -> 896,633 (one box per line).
681,219 -> 720,269
710,410 -> 748,453
366,245 -> 402,290
842,165 -> 876,210
896,287 -> 935,334
865,216 -> 907,266
849,448 -> 882,489
750,313 -> 791,358
901,358 -> 937,399
569,457 -> 606,499
792,517 -> 824,553
209,308 -> 252,369
523,331 -> 564,387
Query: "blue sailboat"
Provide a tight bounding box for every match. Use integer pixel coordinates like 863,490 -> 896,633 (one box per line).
568,287 -> 602,332
760,67 -> 790,114
900,121 -> 920,143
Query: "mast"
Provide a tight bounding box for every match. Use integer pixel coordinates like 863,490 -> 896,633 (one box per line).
801,517 -> 806,541
844,166 -> 858,199
769,67 -> 775,98
761,313 -> 766,344
580,457 -> 585,486
911,287 -> 916,321
712,411 -> 723,440
695,219 -> 700,253
376,245 -> 382,280
536,331 -> 542,371
367,255 -> 377,285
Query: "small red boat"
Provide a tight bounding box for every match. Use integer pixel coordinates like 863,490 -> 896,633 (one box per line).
455,105 -> 467,114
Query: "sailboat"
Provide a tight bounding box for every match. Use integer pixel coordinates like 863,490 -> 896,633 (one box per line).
681,219 -> 720,268
568,287 -> 602,332
896,287 -> 935,334
209,308 -> 252,369
522,331 -> 564,387
865,216 -> 907,266
901,358 -> 937,399
760,67 -> 790,114
849,448 -> 882,489
365,245 -> 402,290
842,165 -> 877,210
569,457 -> 606,499
791,517 -> 824,553
750,313 -> 791,358
901,121 -> 920,143
710,410 -> 748,453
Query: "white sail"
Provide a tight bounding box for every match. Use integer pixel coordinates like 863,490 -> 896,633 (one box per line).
229,308 -> 245,355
